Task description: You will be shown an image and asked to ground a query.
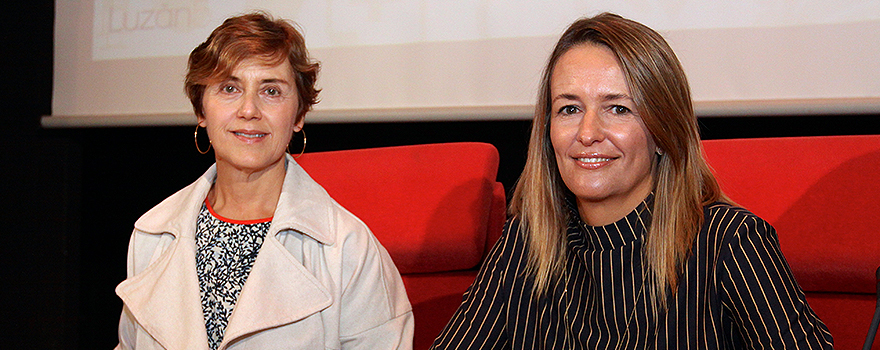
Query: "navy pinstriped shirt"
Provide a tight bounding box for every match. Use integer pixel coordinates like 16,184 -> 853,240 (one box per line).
431,195 -> 833,349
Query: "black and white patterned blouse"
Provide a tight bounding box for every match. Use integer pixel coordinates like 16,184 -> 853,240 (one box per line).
195,200 -> 271,350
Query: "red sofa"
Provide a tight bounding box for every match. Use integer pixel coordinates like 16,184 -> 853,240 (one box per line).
703,135 -> 880,350
297,142 -> 506,350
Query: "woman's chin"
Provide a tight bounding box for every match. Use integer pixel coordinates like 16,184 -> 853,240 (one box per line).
216,153 -> 287,174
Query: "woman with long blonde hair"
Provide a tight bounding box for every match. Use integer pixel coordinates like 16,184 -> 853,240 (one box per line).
432,13 -> 831,349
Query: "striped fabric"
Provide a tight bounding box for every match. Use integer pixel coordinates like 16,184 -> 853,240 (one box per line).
431,195 -> 833,349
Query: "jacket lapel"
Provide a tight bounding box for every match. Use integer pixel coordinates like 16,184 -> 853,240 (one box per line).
220,234 -> 332,347
116,237 -> 209,350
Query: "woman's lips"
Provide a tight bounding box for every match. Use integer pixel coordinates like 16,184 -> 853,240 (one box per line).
573,155 -> 616,169
231,130 -> 268,143
576,156 -> 612,163
233,131 -> 267,138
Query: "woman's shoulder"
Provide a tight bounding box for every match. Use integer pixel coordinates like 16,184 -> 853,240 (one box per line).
134,168 -> 214,235
704,201 -> 769,227
485,217 -> 531,267
500,217 -> 528,247
700,201 -> 777,251
468,217 -> 532,291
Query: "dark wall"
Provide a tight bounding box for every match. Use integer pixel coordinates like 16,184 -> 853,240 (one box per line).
1,1 -> 77,349
4,2 -> 879,349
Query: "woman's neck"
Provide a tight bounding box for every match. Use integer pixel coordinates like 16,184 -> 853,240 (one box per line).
207,160 -> 286,221
577,184 -> 653,227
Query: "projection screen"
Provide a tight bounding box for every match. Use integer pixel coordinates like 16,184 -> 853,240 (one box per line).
44,1 -> 880,127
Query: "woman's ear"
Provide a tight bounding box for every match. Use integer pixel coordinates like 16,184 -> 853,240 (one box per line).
293,114 -> 305,132
197,116 -> 207,128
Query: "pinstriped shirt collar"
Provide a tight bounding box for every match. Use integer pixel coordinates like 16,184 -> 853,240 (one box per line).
566,193 -> 654,251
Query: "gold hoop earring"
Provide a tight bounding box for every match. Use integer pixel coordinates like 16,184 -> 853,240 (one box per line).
194,125 -> 211,154
289,129 -> 307,158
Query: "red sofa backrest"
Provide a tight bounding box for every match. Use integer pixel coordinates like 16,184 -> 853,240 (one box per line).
296,142 -> 506,275
702,135 -> 880,294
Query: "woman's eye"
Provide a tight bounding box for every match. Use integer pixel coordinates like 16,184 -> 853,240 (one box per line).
558,105 -> 580,115
611,105 -> 631,114
265,87 -> 280,96
222,85 -> 237,93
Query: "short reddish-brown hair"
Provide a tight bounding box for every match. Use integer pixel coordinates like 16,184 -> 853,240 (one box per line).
185,12 -> 320,122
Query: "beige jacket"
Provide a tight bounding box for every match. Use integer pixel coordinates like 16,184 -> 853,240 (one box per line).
115,155 -> 413,350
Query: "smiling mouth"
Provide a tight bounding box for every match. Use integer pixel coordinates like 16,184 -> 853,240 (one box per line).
576,157 -> 613,163
234,132 -> 267,138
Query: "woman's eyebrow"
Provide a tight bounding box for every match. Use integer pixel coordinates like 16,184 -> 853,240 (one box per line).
602,93 -> 633,102
260,78 -> 290,84
552,93 -> 580,103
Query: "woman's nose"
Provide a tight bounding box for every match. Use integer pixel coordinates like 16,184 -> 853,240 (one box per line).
576,109 -> 604,145
238,92 -> 261,120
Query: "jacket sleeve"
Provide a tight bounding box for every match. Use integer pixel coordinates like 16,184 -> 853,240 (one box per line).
337,223 -> 414,350
116,306 -> 137,350
718,215 -> 834,349
430,220 -> 521,350
116,229 -> 140,350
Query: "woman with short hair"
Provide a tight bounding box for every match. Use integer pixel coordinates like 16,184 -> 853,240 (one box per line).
115,12 -> 413,350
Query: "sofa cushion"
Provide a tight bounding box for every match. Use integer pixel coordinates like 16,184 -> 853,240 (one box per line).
702,135 -> 880,294
297,142 -> 502,274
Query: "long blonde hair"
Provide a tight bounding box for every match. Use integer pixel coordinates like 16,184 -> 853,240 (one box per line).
509,13 -> 726,306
